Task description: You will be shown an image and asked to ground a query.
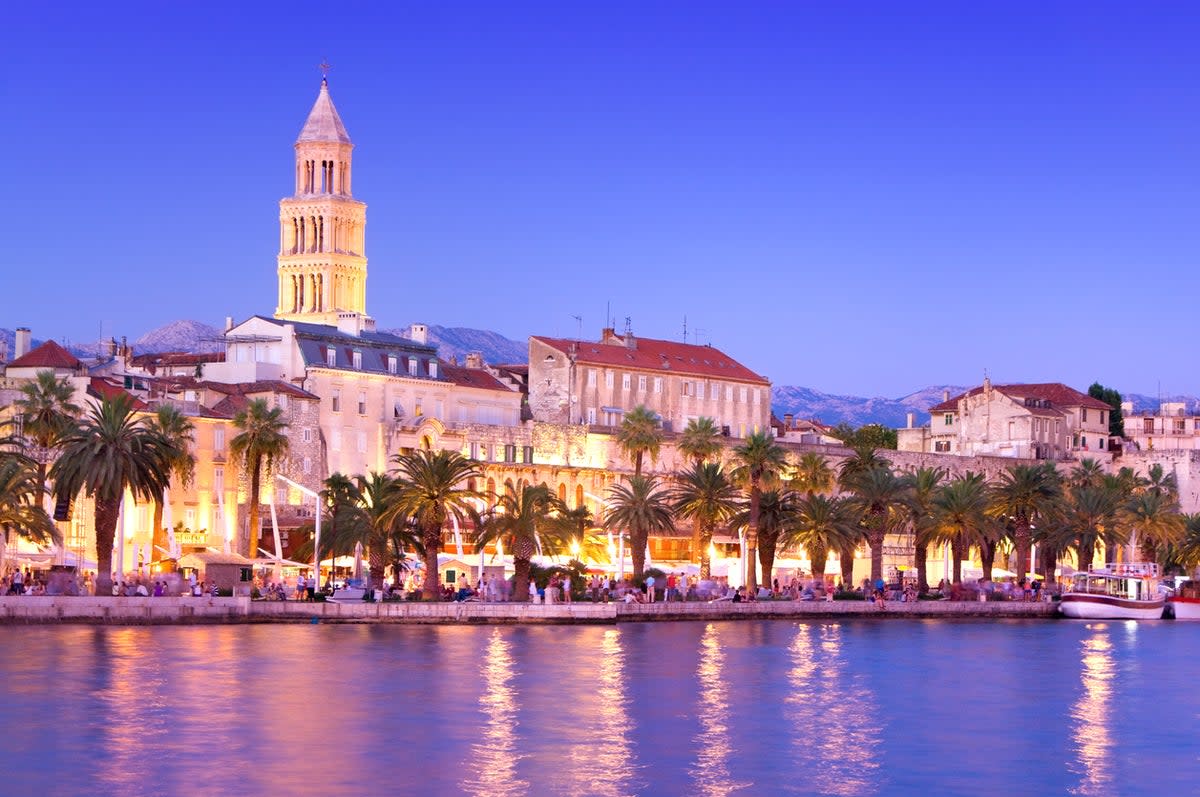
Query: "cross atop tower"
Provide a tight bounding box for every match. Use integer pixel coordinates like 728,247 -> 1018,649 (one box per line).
319,59 -> 332,80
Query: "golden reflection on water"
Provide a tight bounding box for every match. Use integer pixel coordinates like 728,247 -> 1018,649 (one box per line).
568,628 -> 636,796
787,623 -> 880,796
1070,623 -> 1114,795
691,623 -> 750,796
462,628 -> 528,796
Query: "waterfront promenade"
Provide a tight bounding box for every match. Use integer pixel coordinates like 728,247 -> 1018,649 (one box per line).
0,595 -> 1058,625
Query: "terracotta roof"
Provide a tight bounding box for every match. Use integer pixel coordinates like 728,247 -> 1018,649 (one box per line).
533,334 -> 768,385
87,378 -> 148,410
204,381 -> 319,401
440,363 -> 513,392
929,383 -> 1112,413
7,340 -> 81,370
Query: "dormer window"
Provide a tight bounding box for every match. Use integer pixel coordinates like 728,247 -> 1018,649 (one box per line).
387,356 -> 397,375
326,347 -> 336,367
352,351 -> 362,370
408,358 -> 418,376
429,361 -> 438,379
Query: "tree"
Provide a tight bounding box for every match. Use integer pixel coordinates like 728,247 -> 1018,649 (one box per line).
677,416 -> 722,467
733,488 -> 797,589
1057,483 -> 1121,574
50,394 -> 178,596
475,483 -> 567,601
616,405 -> 663,476
230,399 -> 290,559
304,472 -> 417,589
931,473 -> 992,584
1120,491 -> 1185,563
901,466 -> 947,592
670,462 -> 740,579
843,464 -> 911,584
14,370 -> 81,498
791,452 -> 835,497
829,423 -> 898,450
145,404 -> 195,561
783,493 -> 859,585
1169,513 -> 1200,573
732,431 -> 788,593
389,450 -> 482,600
989,463 -> 1062,584
0,449 -> 60,574
604,475 -> 674,578
1087,382 -> 1125,438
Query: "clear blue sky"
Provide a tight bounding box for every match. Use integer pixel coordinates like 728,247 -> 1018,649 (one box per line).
5,2 -> 1199,398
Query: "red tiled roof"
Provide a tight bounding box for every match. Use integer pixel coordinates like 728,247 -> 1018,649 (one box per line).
533,334 -> 768,384
440,364 -> 513,392
87,379 -> 148,410
929,383 -> 1112,413
203,381 -> 319,400
7,340 -> 81,370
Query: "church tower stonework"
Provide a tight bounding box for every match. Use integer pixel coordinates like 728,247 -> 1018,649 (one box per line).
275,78 -> 370,325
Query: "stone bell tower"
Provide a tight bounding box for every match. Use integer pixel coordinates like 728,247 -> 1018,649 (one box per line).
275,78 -> 370,325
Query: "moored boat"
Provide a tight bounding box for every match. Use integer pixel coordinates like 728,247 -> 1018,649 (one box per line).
1059,563 -> 1165,620
1167,580 -> 1200,620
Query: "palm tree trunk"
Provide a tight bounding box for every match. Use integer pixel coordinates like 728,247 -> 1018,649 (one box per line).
868,519 -> 885,584
1013,518 -> 1031,584
1079,540 -> 1095,574
152,496 -> 166,563
422,522 -> 442,600
247,460 -> 263,559
1041,544 -> 1057,584
980,539 -> 997,582
839,547 -> 854,588
513,555 -> 532,601
691,521 -> 701,566
811,543 -> 828,584
915,542 -> 929,594
631,527 -> 648,578
95,497 -> 120,596
634,451 -> 643,477
746,483 -> 760,594
952,539 -> 965,585
368,545 -> 385,590
758,524 -> 778,589
699,522 -> 713,580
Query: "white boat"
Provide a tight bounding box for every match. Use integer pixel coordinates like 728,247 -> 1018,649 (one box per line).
1167,580 -> 1200,620
1059,563 -> 1165,620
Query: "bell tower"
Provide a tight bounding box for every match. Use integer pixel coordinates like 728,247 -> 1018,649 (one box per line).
275,78 -> 370,325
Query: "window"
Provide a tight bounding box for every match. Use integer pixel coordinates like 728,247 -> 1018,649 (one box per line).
1008,421 -> 1015,440
303,457 -> 312,474
214,467 -> 224,494
725,386 -> 733,402
357,391 -> 367,415
429,362 -> 438,379
696,381 -> 704,400
331,389 -> 341,413
326,347 -> 337,367
277,394 -> 288,411
740,387 -> 748,403
302,428 -> 312,443
605,371 -> 614,388
1100,410 -> 1106,426
352,351 -> 362,370
587,407 -> 596,424
753,389 -> 761,405
469,442 -> 480,460
682,381 -> 693,397
213,427 -> 225,452
1082,409 -> 1088,422
522,445 -> 534,464
638,375 -> 646,392
654,377 -> 663,394
388,356 -> 397,374
408,358 -> 418,376
587,369 -> 597,387
934,441 -> 951,452
504,444 -> 517,463
1099,438 -> 1106,450
944,413 -> 953,426
622,373 -> 631,390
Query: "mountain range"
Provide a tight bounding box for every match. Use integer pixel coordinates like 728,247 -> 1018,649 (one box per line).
4,322 -> 1197,426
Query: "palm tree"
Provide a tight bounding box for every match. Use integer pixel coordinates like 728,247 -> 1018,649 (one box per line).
389,450 -> 482,600
0,450 -> 60,574
1143,463 -> 1179,501
50,394 -> 178,596
230,398 -> 290,559
1120,491 -> 1185,564
604,475 -> 674,578
988,463 -> 1062,584
784,493 -> 859,585
902,466 -> 947,593
842,462 -> 910,585
475,483 -> 567,601
931,473 -> 991,584
14,370 -> 81,502
1170,513 -> 1200,573
304,472 -> 417,589
145,404 -> 195,561
1069,458 -> 1106,490
677,416 -> 722,467
670,462 -> 740,578
791,452 -> 835,497
617,405 -> 663,476
734,488 -> 797,589
732,431 -> 787,594
1057,483 -> 1121,574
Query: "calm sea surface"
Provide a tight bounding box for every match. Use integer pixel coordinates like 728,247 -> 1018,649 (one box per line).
1,619 -> 1197,796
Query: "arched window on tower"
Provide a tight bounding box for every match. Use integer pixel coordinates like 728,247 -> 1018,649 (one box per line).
575,484 -> 584,510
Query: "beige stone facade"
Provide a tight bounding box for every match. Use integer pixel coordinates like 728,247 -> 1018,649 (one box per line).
1121,401 -> 1200,452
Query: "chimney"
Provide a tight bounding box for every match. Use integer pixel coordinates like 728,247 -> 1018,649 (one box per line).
409,323 -> 428,345
14,327 -> 31,359
225,316 -> 234,331
783,413 -> 794,429
624,333 -> 637,350
943,389 -> 950,402
600,327 -> 618,345
906,412 -> 914,429
465,352 -> 484,369
109,337 -> 119,357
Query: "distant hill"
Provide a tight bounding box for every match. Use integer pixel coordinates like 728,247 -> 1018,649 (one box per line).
771,384 -> 969,428
134,320 -> 224,353
386,324 -> 528,366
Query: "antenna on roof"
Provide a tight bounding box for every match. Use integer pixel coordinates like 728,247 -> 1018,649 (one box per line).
682,315 -> 687,343
623,316 -> 632,336
571,314 -> 582,341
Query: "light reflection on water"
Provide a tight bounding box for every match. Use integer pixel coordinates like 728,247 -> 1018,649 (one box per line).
2,620 -> 1199,794
1070,623 -> 1114,795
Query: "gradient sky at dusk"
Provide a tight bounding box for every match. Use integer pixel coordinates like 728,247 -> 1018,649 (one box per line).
5,2 -> 1199,397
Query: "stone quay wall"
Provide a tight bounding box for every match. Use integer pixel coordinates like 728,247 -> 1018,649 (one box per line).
0,596 -> 1058,626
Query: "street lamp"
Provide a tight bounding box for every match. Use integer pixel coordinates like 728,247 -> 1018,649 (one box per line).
277,474 -> 320,594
